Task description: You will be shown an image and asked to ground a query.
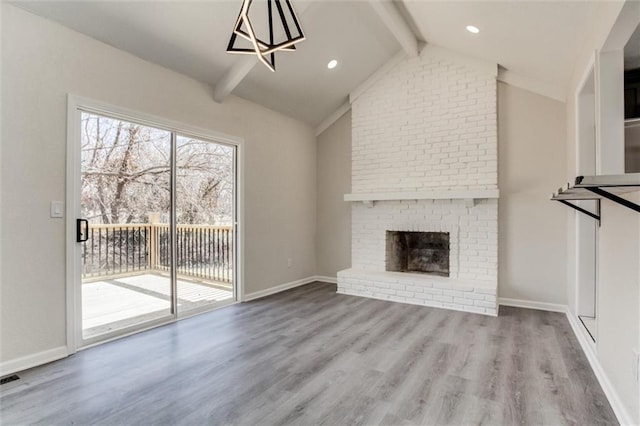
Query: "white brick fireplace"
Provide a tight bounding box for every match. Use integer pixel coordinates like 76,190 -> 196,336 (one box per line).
337,46 -> 499,316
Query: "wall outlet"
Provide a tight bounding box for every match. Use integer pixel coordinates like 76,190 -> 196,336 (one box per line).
287,258 -> 293,268
633,350 -> 640,384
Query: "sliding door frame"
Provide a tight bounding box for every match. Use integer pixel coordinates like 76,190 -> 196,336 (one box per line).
65,94 -> 244,353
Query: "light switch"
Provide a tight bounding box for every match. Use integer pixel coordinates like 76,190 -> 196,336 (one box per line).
50,201 -> 64,218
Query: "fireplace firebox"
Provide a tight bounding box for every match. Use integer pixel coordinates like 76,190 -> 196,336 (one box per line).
385,231 -> 450,276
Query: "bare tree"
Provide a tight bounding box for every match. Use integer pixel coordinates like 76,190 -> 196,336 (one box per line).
81,113 -> 233,225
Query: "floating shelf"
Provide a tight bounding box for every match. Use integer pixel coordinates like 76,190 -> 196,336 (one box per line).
551,173 -> 640,222
344,189 -> 499,203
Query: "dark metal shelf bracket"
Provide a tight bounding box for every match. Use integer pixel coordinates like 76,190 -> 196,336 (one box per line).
557,199 -> 601,223
586,187 -> 640,214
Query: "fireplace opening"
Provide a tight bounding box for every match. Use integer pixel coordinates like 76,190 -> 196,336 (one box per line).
386,231 -> 450,276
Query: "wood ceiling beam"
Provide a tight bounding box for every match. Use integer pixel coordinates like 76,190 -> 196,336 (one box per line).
213,1 -> 314,103
369,0 -> 419,57
213,56 -> 258,103
315,101 -> 351,136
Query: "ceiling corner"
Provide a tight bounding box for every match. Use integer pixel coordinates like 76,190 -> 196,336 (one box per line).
497,69 -> 567,103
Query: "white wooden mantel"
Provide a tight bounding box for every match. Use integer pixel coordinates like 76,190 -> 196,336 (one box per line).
344,189 -> 499,208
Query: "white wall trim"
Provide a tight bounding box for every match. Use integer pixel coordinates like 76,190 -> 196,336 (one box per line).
67,95 -> 244,146
66,95 -> 82,355
575,54 -> 597,101
595,49 -> 625,175
574,54 -> 596,176
66,94 -> 245,351
497,69 -> 566,103
313,275 -> 337,284
498,297 -> 567,313
235,137 -> 246,309
0,346 -> 69,377
243,276 -> 322,302
601,0 -> 640,53
344,188 -> 499,202
350,51 -> 407,104
315,101 -> 351,136
565,310 -> 634,425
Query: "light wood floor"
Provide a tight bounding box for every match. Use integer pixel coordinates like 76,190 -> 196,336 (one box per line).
0,282 -> 617,425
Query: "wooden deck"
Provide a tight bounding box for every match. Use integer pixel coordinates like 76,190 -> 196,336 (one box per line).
83,273 -> 232,338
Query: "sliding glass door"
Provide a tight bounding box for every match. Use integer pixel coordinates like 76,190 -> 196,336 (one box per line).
174,135 -> 235,314
75,109 -> 236,346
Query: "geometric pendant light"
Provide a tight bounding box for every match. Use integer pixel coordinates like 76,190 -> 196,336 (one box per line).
226,0 -> 305,72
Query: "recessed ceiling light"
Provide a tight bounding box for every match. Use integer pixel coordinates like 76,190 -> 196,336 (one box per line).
327,59 -> 338,70
466,25 -> 480,34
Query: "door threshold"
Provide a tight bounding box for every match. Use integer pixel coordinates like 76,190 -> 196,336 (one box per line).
79,299 -> 238,351
178,298 -> 237,321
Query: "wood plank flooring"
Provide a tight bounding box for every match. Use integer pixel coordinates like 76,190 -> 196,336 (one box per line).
0,282 -> 617,425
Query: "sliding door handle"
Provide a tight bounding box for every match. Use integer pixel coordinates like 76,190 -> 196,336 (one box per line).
76,219 -> 89,242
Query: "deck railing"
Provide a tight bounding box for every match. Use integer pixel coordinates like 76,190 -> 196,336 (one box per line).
81,223 -> 233,284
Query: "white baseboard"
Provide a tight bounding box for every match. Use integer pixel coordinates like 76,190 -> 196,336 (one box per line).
565,310 -> 634,425
243,276 -> 321,302
312,275 -> 337,284
0,346 -> 68,377
498,297 -> 567,313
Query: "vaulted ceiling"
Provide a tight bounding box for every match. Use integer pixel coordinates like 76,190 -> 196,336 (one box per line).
13,0 -> 613,127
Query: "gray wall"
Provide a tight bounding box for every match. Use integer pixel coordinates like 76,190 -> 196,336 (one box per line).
497,82 -> 568,304
625,122 -> 640,172
316,111 -> 351,278
1,4 -> 317,363
596,192 -> 640,420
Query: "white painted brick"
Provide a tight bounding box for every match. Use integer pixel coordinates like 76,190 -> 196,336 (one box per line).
433,282 -> 452,290
406,285 -> 425,293
454,297 -> 475,306
423,287 -> 444,296
351,50 -> 497,194
389,295 -> 407,303
342,47 -> 498,318
425,301 -> 444,309
464,306 -> 486,314
474,300 -> 496,308
467,293 -> 488,300
396,290 -> 415,298
414,293 -> 434,301
434,295 -> 454,303
373,282 -> 391,289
